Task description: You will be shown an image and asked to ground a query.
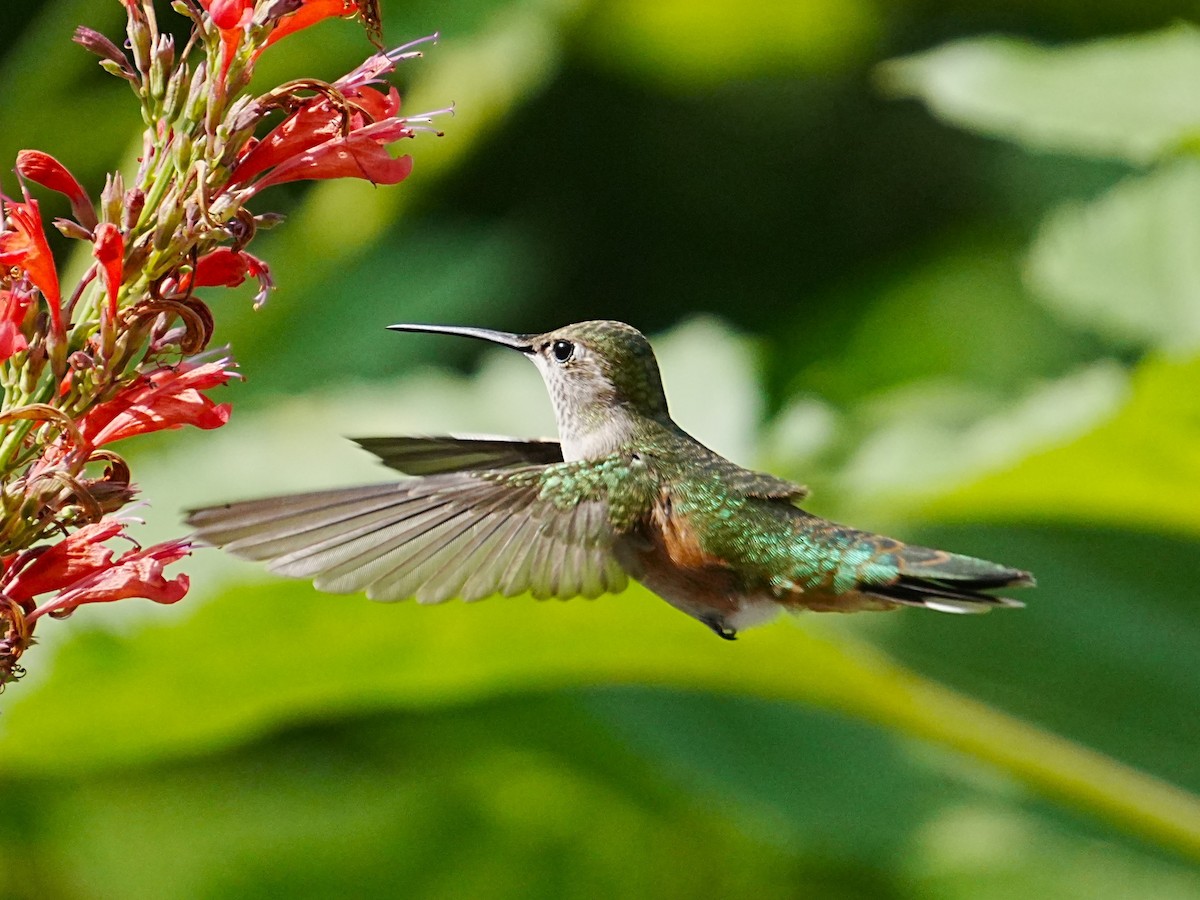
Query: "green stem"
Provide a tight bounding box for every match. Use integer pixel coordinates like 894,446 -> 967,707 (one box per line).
4,583 -> 1196,862
638,628 -> 1200,861
869,668 -> 1200,859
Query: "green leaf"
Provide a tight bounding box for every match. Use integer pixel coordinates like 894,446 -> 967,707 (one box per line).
583,0 -> 880,87
878,523 -> 1200,793
922,353 -> 1200,539
832,361 -> 1127,522
879,26 -> 1200,164
4,698 -> 829,900
5,570 -> 1200,861
1026,161 -> 1200,352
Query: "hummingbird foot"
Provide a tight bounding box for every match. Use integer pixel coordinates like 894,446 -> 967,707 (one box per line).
700,615 -> 738,641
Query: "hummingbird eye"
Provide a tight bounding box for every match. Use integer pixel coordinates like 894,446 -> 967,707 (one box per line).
550,339 -> 575,364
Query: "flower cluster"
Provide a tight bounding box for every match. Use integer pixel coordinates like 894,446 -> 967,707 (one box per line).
0,0 -> 442,685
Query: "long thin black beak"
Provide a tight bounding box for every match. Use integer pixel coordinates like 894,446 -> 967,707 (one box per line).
387,323 -> 535,353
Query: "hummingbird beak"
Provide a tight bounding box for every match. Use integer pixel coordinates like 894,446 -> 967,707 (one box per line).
387,323 -> 536,354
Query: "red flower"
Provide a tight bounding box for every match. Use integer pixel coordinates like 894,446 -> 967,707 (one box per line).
5,519 -> 126,604
193,247 -> 251,287
0,289 -> 31,362
199,0 -> 255,82
200,0 -> 355,84
192,248 -> 274,308
203,0 -> 253,30
231,85 -> 413,193
20,528 -> 191,626
16,149 -> 97,229
78,358 -> 237,448
0,196 -> 63,337
267,0 -> 356,47
92,223 -> 125,321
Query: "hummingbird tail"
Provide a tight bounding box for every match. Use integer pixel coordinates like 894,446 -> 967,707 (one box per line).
863,545 -> 1034,614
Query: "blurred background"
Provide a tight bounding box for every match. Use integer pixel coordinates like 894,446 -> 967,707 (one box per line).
3,0 -> 1200,896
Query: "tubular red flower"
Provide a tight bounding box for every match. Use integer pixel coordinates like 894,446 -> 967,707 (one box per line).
5,519 -> 127,603
92,223 -> 125,322
16,150 -> 98,230
203,0 -> 253,30
231,85 -> 400,185
25,533 -> 191,625
193,247 -> 250,286
230,86 -> 413,193
0,289 -> 31,362
78,358 -> 237,447
252,125 -> 413,190
267,0 -> 356,47
192,248 -> 274,307
0,197 -> 63,337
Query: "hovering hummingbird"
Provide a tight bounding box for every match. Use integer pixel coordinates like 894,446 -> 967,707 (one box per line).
187,321 -> 1033,639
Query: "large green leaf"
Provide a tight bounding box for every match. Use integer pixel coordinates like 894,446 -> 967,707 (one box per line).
1026,161 -> 1200,351
2,699 -> 832,900
9,691 -> 1198,900
922,353 -> 1200,539
582,0 -> 880,87
880,26 -> 1200,164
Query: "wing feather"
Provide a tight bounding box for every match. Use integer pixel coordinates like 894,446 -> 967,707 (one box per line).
355,435 -> 563,475
186,467 -> 629,603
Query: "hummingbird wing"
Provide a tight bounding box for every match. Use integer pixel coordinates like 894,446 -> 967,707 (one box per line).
354,435 -> 563,475
690,445 -> 808,500
185,466 -> 629,605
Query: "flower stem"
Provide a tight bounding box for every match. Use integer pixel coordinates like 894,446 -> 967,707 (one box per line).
644,626 -> 1200,861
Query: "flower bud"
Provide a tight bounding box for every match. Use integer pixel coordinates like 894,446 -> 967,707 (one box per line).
100,172 -> 125,227
123,189 -> 146,232
126,3 -> 154,78
162,58 -> 191,120
53,219 -> 93,242
150,35 -> 176,101
72,27 -> 137,82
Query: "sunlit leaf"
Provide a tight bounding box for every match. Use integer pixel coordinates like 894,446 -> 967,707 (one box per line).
1026,161 -> 1200,352
583,0 -> 880,87
880,26 -> 1200,164
833,362 -> 1127,521
920,353 -> 1200,538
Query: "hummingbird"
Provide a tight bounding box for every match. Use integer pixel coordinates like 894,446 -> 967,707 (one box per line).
186,320 -> 1033,640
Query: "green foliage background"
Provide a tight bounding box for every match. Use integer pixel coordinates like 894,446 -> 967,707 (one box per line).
3,0 -> 1200,896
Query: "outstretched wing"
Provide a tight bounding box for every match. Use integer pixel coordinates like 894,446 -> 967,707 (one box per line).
354,435 -> 563,475
186,467 -> 628,604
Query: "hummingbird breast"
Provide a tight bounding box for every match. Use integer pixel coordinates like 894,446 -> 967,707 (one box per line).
613,492 -> 786,631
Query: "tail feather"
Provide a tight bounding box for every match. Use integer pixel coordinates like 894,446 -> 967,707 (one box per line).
863,544 -> 1034,614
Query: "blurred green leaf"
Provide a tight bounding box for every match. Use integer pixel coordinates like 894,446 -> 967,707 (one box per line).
587,690 -> 1200,900
0,0 -> 134,196
880,26 -> 1200,164
582,0 -> 880,87
8,691 -> 1200,899
5,699 -> 828,900
832,361 -> 1127,522
790,234 -> 1107,406
878,523 -> 1200,792
1026,161 -> 1200,351
923,353 -> 1200,538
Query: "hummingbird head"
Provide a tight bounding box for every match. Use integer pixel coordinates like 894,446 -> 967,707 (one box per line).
388,320 -> 670,458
